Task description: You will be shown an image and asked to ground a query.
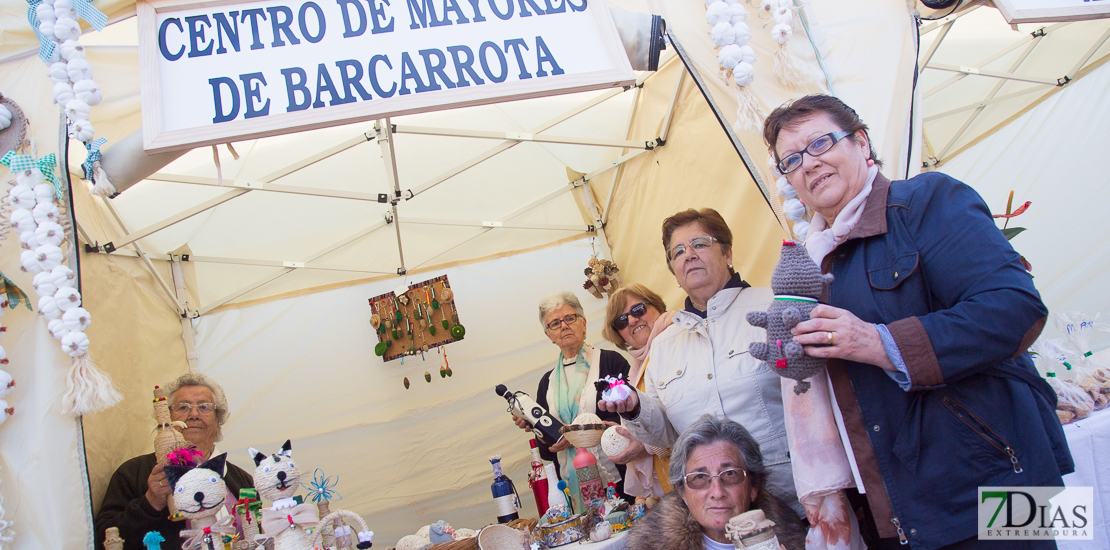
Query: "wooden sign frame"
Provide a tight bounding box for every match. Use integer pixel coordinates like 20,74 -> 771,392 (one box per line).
136,0 -> 635,153
993,0 -> 1110,24
368,275 -> 460,362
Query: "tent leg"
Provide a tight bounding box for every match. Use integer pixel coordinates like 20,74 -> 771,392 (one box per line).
171,259 -> 199,370
376,118 -> 407,274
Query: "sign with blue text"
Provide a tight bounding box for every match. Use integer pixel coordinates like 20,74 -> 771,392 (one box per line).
136,0 -> 635,153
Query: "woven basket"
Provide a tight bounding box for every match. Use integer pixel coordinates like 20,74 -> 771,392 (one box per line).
477,524 -> 525,550
504,518 -> 537,532
560,424 -> 604,448
426,537 -> 479,550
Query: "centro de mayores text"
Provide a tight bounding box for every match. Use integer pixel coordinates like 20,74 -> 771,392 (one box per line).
158,0 -> 584,123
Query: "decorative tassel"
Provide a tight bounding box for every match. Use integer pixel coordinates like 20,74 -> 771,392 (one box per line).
61,352 -> 121,416
89,164 -> 117,197
732,88 -> 767,135
773,44 -> 817,90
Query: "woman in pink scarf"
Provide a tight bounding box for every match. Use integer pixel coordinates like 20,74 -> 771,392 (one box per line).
600,284 -> 676,500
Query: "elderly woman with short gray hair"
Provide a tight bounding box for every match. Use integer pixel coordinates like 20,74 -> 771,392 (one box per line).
630,414 -> 806,550
511,290 -> 633,510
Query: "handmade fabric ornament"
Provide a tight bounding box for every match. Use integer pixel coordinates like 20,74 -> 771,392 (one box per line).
249,440 -> 319,550
747,241 -> 833,394
731,21 -> 751,47
53,16 -> 82,41
49,62 -> 69,84
38,19 -> 58,41
141,532 -> 164,550
35,222 -> 65,247
166,453 -> 237,550
429,521 -> 454,543
33,244 -> 63,271
13,166 -> 44,188
710,22 -> 737,47
61,330 -> 89,356
54,0 -> 76,18
791,220 -> 810,242
51,265 -> 76,288
66,58 -> 93,82
19,231 -> 40,251
783,198 -> 805,221
59,40 -> 85,60
37,295 -> 61,319
777,176 -> 797,199
69,119 -> 94,142
450,324 -> 465,339
20,250 -> 42,274
8,186 -> 35,211
771,23 -> 792,44
62,306 -> 91,332
10,209 -> 36,233
64,98 -> 90,121
36,3 -> 57,25
595,375 -> 632,403
34,183 -> 56,204
53,286 -> 81,311
718,44 -> 743,70
733,62 -> 755,87
61,347 -> 121,415
706,1 -> 731,25
32,202 -> 60,224
0,370 -> 13,399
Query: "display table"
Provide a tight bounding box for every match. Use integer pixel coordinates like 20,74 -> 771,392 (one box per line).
570,528 -> 629,550
1059,407 -> 1110,550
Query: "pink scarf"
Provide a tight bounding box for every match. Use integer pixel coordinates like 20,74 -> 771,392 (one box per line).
804,164 -> 878,266
628,311 -> 676,387
623,311 -> 675,498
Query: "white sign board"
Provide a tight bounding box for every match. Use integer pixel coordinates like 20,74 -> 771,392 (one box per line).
994,0 -> 1110,24
137,0 -> 635,153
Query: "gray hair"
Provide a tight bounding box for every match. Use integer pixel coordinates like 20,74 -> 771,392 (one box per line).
669,414 -> 767,491
164,372 -> 230,442
537,291 -> 585,327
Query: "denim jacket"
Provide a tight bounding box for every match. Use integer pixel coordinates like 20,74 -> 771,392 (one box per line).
825,172 -> 1072,549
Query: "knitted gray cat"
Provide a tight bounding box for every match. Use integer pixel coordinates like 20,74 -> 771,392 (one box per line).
747,240 -> 833,394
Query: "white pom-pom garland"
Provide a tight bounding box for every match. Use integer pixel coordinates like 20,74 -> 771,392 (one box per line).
35,222 -> 65,247
20,250 -> 42,274
64,99 -> 90,121
61,331 -> 89,357
733,62 -> 755,87
48,319 -> 70,340
728,4 -> 748,24
38,295 -> 61,319
718,45 -> 743,70
34,244 -> 64,271
60,40 -> 85,61
63,307 -> 92,332
49,62 -> 69,84
0,370 -> 12,398
711,22 -> 736,47
53,17 -> 82,42
706,2 -> 731,25
33,272 -> 58,297
792,219 -> 810,241
772,6 -> 792,25
739,45 -> 757,65
14,166 -> 44,187
732,22 -> 751,48
783,198 -> 806,221
52,82 -> 74,105
52,265 -> 77,288
54,287 -> 81,311
36,3 -> 57,23
72,80 -> 101,106
38,21 -> 57,41
34,183 -> 56,204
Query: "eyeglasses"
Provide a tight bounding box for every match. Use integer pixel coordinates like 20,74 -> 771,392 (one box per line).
545,314 -> 581,331
611,302 -> 649,331
667,236 -> 716,263
171,402 -> 217,415
683,468 -> 747,490
776,130 -> 852,174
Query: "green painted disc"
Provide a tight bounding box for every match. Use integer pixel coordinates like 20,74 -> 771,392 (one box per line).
450,324 -> 466,339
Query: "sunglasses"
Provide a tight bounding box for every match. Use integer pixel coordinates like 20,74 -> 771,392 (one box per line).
611,302 -> 649,331
683,468 -> 747,490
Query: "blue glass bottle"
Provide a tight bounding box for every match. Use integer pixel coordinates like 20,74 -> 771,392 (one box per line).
489,455 -> 520,523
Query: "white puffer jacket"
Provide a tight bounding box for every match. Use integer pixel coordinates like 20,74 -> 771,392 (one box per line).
623,285 -> 800,513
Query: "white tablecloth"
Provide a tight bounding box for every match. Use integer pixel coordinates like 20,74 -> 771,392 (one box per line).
1059,407 -> 1110,550
569,528 -> 629,550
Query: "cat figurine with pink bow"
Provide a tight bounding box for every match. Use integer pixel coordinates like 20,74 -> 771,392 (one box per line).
249,440 -> 318,550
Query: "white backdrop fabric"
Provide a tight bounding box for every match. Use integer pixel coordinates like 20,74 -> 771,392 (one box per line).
193,237 -> 623,545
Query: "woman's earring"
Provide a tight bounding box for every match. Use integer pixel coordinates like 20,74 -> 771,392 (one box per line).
728,263 -> 733,269
867,158 -> 876,167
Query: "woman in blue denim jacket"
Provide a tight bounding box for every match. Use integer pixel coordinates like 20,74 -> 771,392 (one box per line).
762,95 -> 1072,550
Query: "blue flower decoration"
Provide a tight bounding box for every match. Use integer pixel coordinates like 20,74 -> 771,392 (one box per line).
301,467 -> 341,502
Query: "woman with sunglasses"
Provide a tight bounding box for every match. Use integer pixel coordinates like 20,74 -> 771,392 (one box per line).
599,208 -> 802,517
630,414 -> 806,550
511,290 -> 632,511
599,284 -> 676,502
761,95 -> 1069,550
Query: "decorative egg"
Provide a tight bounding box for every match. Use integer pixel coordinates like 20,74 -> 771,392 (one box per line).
64,99 -> 90,121
66,58 -> 93,82
51,265 -> 77,288
53,17 -> 82,42
792,219 -> 811,241
20,250 -> 43,274
38,295 -> 62,319
19,230 -> 40,251
705,2 -> 731,26
783,198 -> 806,221
728,3 -> 748,25
62,307 -> 92,332
61,330 -> 90,357
9,185 -> 37,210
777,177 -> 797,199
733,62 -> 755,87
601,425 -> 630,457
72,79 -> 101,106
33,202 -> 60,225
732,22 -> 751,47
54,287 -> 81,311
48,318 -> 70,340
70,119 -> 95,142
710,22 -> 736,47
60,40 -> 85,61
0,370 -> 13,398
33,271 -> 58,297
34,244 -> 64,271
10,209 -> 37,233
718,44 -> 743,70
34,183 -> 56,204
49,62 -> 69,84
772,23 -> 793,44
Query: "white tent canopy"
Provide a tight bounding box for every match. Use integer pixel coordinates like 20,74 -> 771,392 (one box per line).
0,0 -> 1107,547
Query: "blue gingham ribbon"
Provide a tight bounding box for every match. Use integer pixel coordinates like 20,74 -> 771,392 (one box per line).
0,151 -> 63,199
82,137 -> 106,180
27,0 -> 108,63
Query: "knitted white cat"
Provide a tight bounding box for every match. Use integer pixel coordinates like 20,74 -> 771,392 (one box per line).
164,453 -> 236,550
249,440 -> 319,550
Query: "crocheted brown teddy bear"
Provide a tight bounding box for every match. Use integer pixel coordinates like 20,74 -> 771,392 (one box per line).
747,241 -> 833,394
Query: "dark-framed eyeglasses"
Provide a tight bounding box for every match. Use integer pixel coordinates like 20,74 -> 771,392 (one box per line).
776,130 -> 852,174
611,302 -> 649,331
171,402 -> 216,415
683,468 -> 747,490
667,236 -> 716,263
545,313 -> 581,331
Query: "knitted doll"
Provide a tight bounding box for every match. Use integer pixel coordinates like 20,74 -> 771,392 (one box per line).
164,453 -> 236,550
747,241 -> 833,394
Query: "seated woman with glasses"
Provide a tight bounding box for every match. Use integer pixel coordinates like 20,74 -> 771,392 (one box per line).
630,414 -> 806,550
511,291 -> 633,510
94,372 -> 254,549
599,208 -> 802,516
600,284 -> 676,503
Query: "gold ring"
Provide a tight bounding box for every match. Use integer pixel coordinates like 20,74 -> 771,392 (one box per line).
827,331 -> 835,346
160,481 -> 165,487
